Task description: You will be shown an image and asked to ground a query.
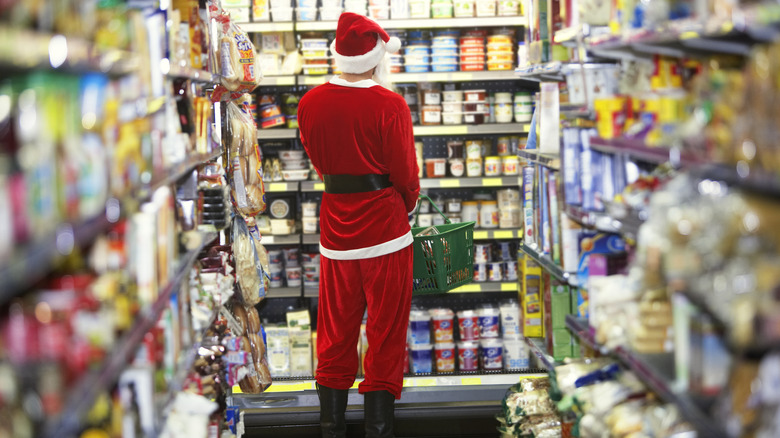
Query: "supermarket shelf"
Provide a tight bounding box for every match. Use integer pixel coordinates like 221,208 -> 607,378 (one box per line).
472,228 -> 523,240
45,231 -> 219,438
525,337 -> 555,370
553,24 -> 611,46
515,62 -> 565,81
391,70 -> 521,83
261,234 -> 301,245
420,176 -> 521,189
0,26 -> 139,76
294,16 -> 526,32
267,287 -> 302,298
167,64 -> 215,83
260,75 -> 297,86
0,213 -> 115,304
565,315 -> 726,438
298,75 -> 330,86
235,371 -> 537,395
517,149 -> 561,169
696,164 -> 780,200
304,287 -> 318,298
519,242 -> 576,286
301,234 -> 319,245
258,128 -> 298,139
564,204 -> 646,241
139,150 -> 223,200
300,181 -> 326,192
237,21 -> 294,32
413,123 -> 529,136
448,281 -> 518,293
265,181 -> 300,192
589,136 -> 701,166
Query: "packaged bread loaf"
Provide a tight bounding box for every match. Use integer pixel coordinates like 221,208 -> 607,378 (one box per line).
232,216 -> 265,306
226,101 -> 266,218
211,6 -> 263,101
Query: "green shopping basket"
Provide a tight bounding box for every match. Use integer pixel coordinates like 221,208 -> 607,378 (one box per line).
411,194 -> 475,295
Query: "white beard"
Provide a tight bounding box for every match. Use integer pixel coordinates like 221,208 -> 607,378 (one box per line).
372,52 -> 395,92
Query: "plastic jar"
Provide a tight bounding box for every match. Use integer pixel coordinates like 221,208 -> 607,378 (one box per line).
453,0 -> 475,16
480,338 -> 504,370
501,156 -> 520,175
449,158 -> 465,177
410,344 -> 433,374
301,201 -> 318,217
430,308 -> 455,342
477,306 -> 501,338
499,207 -> 521,228
421,105 -> 442,125
466,157 -> 482,177
484,156 -> 502,176
461,201 -> 479,225
458,341 -> 480,371
409,310 -> 432,345
434,342 -> 456,373
465,140 -> 483,158
445,198 -> 462,213
487,262 -> 503,281
447,140 -> 464,159
463,89 -> 487,102
479,200 -> 498,228
457,310 -> 480,341
473,242 -> 491,263
494,92 -> 514,123
424,158 -> 447,177
473,263 -> 487,282
420,82 -> 442,105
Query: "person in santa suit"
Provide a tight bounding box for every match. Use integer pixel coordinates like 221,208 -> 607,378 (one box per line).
296,12 -> 420,438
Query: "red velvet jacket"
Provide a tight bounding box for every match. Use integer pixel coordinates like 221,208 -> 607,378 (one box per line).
298,77 -> 420,260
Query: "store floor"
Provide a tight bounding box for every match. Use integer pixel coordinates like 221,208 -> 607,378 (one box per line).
238,385 -> 508,437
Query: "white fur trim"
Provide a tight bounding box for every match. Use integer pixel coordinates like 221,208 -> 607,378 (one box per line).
328,76 -> 379,88
386,36 -> 401,54
319,231 -> 413,260
331,37 -> 386,74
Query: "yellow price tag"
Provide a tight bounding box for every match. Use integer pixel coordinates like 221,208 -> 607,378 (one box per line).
451,72 -> 472,81
451,284 -> 480,293
473,231 -> 488,240
415,378 -> 437,387
415,126 -> 467,135
461,377 -> 482,386
232,385 -> 243,394
314,183 -> 325,191
501,283 -> 518,292
268,183 -> 286,192
265,382 -> 316,392
494,230 -> 513,239
481,178 -> 503,186
439,179 -> 461,188
402,379 -> 411,387
304,77 -> 327,86
679,31 -> 699,39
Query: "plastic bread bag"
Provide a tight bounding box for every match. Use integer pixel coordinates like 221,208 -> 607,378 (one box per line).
226,101 -> 266,217
211,5 -> 263,101
232,216 -> 266,306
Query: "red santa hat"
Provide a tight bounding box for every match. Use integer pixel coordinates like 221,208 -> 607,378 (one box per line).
330,12 -> 401,74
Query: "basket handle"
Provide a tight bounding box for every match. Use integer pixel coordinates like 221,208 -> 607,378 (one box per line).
413,194 -> 451,227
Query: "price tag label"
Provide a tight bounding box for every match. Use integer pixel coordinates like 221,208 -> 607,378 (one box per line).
439,179 -> 461,188
461,377 -> 482,386
313,183 -> 325,191
414,378 -> 437,387
494,230 -> 513,239
268,183 -> 286,192
452,72 -> 472,81
501,283 -> 518,291
451,284 -> 480,293
473,231 -> 488,240
481,178 -> 503,186
265,381 -> 316,392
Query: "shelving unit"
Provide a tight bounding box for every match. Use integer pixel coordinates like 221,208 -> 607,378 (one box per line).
413,123 -> 529,136
268,287 -> 303,298
44,231 -> 219,438
258,128 -> 298,140
524,337 -> 555,370
140,150 -> 224,200
294,16 -> 525,32
517,149 -> 561,169
301,281 -> 519,298
519,242 -> 576,286
472,228 -> 523,240
261,234 -> 301,245
588,137 -> 701,166
260,75 -> 297,86
167,65 -> 216,83
265,181 -> 300,192
420,176 -> 521,189
565,316 -> 725,438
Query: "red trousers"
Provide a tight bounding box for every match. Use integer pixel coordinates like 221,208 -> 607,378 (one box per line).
316,245 -> 413,399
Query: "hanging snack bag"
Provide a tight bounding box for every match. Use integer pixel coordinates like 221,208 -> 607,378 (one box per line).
212,6 -> 263,101
226,101 -> 266,218
232,215 -> 266,306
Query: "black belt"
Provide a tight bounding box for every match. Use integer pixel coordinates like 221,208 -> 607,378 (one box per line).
323,174 -> 392,194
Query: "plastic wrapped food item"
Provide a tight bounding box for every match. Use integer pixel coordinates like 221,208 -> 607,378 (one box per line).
232,216 -> 266,305
211,5 -> 263,101
226,100 -> 266,218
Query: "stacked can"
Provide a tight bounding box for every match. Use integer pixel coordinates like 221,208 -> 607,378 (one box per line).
459,31 -> 485,71
487,33 -> 514,71
453,0 -> 475,16
500,300 -> 529,369
296,0 -> 318,20
493,240 -> 519,280
405,31 -> 431,73
430,308 -> 456,373
408,310 -> 433,374
419,82 -> 442,125
458,309 -> 480,373
344,0 -> 367,14
431,0 -> 454,17
368,0 -> 390,19
478,304 -> 503,370
514,91 -> 533,122
302,252 -> 320,289
431,31 -> 459,72
473,242 -> 491,281
320,0 -> 343,19
300,38 -> 329,75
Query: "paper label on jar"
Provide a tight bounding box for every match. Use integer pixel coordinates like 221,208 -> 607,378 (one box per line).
424,92 -> 441,105
423,110 -> 442,124
434,160 -> 446,176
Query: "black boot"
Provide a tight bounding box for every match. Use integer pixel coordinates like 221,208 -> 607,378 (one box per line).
317,383 -> 349,438
364,390 -> 395,438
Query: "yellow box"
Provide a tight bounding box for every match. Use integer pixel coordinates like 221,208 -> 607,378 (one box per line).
519,254 -> 544,338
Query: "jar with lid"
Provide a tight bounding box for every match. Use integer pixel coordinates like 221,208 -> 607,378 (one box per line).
449,158 -> 465,177
479,200 -> 499,228
494,92 -> 513,123
445,198 -> 462,213
421,105 -> 442,125
465,139 -> 482,159
447,140 -> 464,159
484,156 -> 502,176
466,157 -> 482,177
461,201 -> 480,226
420,82 -> 442,106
